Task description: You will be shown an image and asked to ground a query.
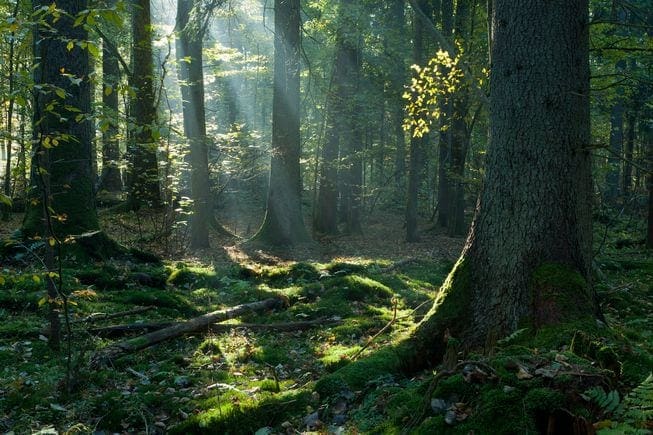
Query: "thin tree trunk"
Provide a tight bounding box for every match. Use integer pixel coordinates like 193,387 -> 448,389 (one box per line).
98,28 -> 123,194
176,0 -> 212,249
622,112 -> 635,199
2,0 -> 19,220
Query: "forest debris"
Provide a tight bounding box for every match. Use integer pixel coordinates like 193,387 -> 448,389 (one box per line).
90,297 -> 284,367
88,317 -> 343,337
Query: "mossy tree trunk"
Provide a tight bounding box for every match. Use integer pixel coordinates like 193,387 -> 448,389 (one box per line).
250,0 -> 311,246
127,0 -> 162,209
407,0 -> 599,369
176,0 -> 212,249
23,0 -> 99,238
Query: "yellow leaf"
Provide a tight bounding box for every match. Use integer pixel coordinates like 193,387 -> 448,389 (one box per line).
33,275 -> 41,284
66,40 -> 74,51
0,276 -> 5,286
38,295 -> 48,307
48,237 -> 56,247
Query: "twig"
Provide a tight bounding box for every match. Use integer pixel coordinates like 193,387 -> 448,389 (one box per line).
351,298 -> 398,361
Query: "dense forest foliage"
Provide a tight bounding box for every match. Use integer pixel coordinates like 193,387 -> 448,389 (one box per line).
0,0 -> 652,433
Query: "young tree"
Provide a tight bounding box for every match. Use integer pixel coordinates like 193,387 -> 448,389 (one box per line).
250,0 -> 311,246
406,0 -> 600,367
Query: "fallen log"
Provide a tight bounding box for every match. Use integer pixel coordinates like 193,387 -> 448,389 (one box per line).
90,297 -> 284,367
89,317 -> 343,338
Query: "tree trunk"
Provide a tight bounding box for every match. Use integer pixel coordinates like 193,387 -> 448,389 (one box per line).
250,0 -> 311,246
605,60 -> 626,205
405,0 -> 430,242
408,0 -> 598,369
127,0 -> 161,209
446,0 -> 472,237
176,0 -> 212,249
23,0 -> 99,238
97,29 -> 123,194
1,0 -> 19,221
436,0 -> 453,229
644,118 -> 653,248
622,112 -> 635,199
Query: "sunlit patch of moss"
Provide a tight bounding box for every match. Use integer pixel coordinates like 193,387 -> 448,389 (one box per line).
167,265 -> 221,289
169,390 -> 313,435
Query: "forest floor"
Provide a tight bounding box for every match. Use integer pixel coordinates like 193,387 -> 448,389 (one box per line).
0,208 -> 652,434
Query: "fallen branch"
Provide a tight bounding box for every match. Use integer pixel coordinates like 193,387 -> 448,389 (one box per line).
73,306 -> 155,324
89,317 -> 343,338
90,297 -> 284,367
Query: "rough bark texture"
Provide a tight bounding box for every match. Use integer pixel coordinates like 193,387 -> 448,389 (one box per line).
127,0 -> 161,209
251,0 -> 311,246
23,0 -> 99,238
98,28 -> 123,194
176,0 -> 212,249
408,0 -> 597,369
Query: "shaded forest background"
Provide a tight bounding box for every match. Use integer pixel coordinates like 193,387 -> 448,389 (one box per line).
0,0 -> 652,433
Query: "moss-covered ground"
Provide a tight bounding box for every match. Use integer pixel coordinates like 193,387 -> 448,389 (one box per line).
0,210 -> 651,434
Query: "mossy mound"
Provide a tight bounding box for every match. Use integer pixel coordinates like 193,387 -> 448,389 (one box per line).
169,390 -> 313,435
167,266 -> 221,289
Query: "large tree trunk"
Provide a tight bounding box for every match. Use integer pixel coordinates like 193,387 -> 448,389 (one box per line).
176,0 -> 212,249
127,0 -> 161,209
23,0 -> 99,238
250,0 -> 311,246
408,0 -> 598,369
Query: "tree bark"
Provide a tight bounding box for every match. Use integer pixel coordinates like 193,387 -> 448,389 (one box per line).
250,0 -> 311,246
176,0 -> 212,249
127,0 -> 161,209
23,0 -> 99,238
605,59 -> 626,205
407,0 -> 598,369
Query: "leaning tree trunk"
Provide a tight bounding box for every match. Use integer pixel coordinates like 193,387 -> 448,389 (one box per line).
176,0 -> 212,249
250,0 -> 311,246
407,0 -> 599,369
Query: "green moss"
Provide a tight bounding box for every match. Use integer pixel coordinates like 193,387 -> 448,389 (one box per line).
167,266 -> 220,289
315,346 -> 403,397
169,390 -> 312,435
523,387 -> 565,412
528,263 -> 594,328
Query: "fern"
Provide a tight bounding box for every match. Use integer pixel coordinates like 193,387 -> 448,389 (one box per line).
582,387 -> 621,414
596,373 -> 653,435
619,373 -> 653,427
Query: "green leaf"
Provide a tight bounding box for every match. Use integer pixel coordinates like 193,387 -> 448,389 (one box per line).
55,88 -> 66,99
0,194 -> 12,207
